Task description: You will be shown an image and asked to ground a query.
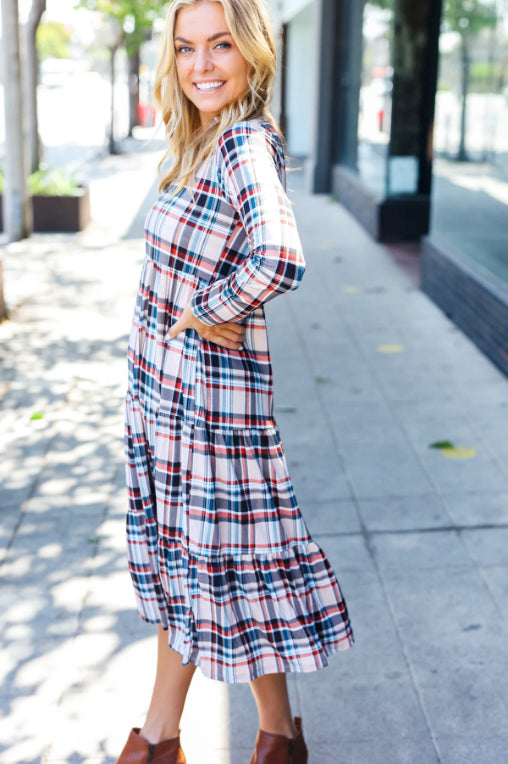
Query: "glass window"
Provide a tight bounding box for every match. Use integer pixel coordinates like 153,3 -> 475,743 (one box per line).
357,1 -> 394,196
431,0 -> 508,284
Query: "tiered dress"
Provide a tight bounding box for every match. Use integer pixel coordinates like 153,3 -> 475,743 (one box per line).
124,118 -> 353,683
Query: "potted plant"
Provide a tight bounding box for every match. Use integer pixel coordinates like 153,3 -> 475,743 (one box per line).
0,168 -> 4,232
29,168 -> 91,232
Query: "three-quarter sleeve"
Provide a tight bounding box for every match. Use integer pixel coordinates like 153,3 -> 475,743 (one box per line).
190,122 -> 305,326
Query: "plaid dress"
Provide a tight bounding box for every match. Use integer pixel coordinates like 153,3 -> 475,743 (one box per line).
125,119 -> 353,682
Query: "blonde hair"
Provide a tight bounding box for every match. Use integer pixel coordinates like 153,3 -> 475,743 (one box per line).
154,0 -> 280,193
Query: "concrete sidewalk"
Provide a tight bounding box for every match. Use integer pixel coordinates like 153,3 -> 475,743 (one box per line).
1,139 -> 508,764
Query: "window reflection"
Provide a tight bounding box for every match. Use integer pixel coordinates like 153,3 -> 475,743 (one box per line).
357,1 -> 394,196
432,1 -> 508,285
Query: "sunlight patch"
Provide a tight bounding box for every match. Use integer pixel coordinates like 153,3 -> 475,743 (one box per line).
377,344 -> 404,354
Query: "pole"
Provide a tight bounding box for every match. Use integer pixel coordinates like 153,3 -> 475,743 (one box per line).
1,0 -> 32,241
279,23 -> 288,139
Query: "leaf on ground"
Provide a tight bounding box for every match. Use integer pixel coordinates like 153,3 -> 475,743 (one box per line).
30,412 -> 44,420
440,446 -> 477,460
315,376 -> 331,385
276,405 -> 297,413
377,344 -> 404,354
87,536 -> 100,544
429,441 -> 477,459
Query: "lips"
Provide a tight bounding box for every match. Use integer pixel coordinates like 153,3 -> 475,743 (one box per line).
194,80 -> 225,92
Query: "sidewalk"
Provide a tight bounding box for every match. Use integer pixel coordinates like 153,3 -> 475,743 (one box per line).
1,139 -> 508,764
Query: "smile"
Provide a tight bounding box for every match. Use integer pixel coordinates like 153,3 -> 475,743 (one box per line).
194,81 -> 225,92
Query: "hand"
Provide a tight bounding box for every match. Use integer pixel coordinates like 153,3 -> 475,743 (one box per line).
168,303 -> 245,351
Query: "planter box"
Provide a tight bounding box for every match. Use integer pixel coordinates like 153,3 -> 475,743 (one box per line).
32,187 -> 90,232
0,188 -> 90,233
0,260 -> 5,321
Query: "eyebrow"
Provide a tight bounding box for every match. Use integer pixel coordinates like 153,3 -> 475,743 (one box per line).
174,31 -> 232,43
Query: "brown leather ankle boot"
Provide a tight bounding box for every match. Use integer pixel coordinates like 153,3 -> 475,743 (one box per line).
249,717 -> 308,764
116,728 -> 186,764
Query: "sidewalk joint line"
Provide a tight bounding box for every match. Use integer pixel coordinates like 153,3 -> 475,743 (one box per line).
287,280 -> 444,762
313,522 -> 508,538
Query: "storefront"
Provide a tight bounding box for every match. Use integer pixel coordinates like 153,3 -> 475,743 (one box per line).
274,0 -> 508,375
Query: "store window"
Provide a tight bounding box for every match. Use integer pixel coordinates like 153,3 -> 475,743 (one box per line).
357,1 -> 395,196
431,0 -> 508,284
285,2 -> 315,158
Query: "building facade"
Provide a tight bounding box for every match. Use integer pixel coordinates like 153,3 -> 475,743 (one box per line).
271,0 -> 508,376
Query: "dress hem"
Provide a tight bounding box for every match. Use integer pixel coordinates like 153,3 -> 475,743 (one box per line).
135,611 -> 354,684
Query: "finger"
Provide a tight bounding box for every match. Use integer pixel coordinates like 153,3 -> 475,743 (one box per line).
219,327 -> 245,343
214,322 -> 245,337
214,338 -> 243,350
221,322 -> 245,338
207,331 -> 243,350
168,320 -> 182,339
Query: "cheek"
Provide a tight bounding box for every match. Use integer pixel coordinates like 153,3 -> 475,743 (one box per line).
241,60 -> 251,90
232,56 -> 250,91
175,59 -> 191,89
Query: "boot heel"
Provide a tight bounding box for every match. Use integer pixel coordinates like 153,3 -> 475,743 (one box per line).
249,717 -> 307,764
116,728 -> 186,764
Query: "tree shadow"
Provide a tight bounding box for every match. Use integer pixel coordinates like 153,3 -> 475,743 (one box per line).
0,228 -> 156,762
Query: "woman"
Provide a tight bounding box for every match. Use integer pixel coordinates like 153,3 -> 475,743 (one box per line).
119,1 -> 353,762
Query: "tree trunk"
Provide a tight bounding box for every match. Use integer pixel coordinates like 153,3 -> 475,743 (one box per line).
128,49 -> 140,136
457,35 -> 470,161
390,0 -> 432,157
1,0 -> 32,241
24,1 -> 46,174
109,45 -> 119,154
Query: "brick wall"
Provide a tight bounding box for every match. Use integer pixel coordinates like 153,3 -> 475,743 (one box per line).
422,237 -> 508,377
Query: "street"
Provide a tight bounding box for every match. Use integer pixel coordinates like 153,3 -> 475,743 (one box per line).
0,76 -> 130,173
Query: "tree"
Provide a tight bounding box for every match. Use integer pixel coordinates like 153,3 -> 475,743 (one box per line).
1,0 -> 32,241
78,0 -> 168,136
24,1 -> 47,173
443,0 -> 497,160
37,20 -> 72,60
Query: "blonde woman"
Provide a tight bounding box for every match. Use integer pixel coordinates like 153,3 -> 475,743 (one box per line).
119,1 -> 353,762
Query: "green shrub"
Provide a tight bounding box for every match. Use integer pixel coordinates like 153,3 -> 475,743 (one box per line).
28,168 -> 82,197
470,61 -> 498,93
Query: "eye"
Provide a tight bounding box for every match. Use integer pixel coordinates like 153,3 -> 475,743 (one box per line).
215,41 -> 232,50
176,45 -> 192,54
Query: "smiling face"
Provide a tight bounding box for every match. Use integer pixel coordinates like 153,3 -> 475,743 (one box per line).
174,1 -> 250,127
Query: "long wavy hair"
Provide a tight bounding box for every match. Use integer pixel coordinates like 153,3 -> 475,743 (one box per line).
154,0 -> 280,193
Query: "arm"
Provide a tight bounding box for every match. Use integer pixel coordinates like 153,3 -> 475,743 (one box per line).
190,122 -> 305,325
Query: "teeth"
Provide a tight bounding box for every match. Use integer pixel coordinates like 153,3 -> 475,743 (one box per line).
195,81 -> 224,91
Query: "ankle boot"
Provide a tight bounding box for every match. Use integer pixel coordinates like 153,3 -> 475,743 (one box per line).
116,728 -> 186,764
249,717 -> 308,764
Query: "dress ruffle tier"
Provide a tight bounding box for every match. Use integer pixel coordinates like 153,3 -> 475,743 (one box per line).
125,403 -> 353,682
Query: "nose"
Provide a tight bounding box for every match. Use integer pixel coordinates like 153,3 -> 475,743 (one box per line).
193,47 -> 214,73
